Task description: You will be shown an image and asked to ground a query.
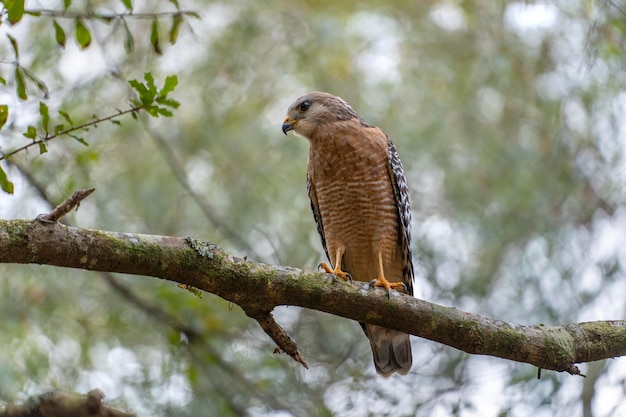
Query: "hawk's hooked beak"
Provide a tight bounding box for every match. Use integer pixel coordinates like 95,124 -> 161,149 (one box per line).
282,116 -> 294,135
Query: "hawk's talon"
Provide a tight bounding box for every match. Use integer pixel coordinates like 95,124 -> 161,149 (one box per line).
317,261 -> 352,283
369,279 -> 393,299
369,277 -> 407,298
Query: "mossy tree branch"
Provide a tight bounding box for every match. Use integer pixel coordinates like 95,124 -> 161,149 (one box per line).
1,214 -> 625,376
0,389 -> 134,417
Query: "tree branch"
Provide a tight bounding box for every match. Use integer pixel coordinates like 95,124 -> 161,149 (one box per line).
36,188 -> 95,222
0,389 -> 134,417
1,217 -> 624,375
244,308 -> 309,369
0,107 -> 141,162
25,9 -> 199,20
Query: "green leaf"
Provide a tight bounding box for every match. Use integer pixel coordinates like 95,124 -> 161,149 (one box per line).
128,79 -> 144,93
23,68 -> 49,98
129,73 -> 160,107
0,77 -> 6,85
95,15 -> 114,24
121,0 -> 133,11
58,110 -> 73,126
38,141 -> 47,154
70,134 -> 89,146
144,106 -> 158,117
39,101 -> 49,134
121,20 -> 134,53
23,125 -> 37,139
14,67 -> 27,100
54,124 -> 65,135
7,34 -> 19,58
5,0 -> 25,25
155,107 -> 173,117
75,19 -> 91,49
144,72 -> 156,91
0,105 -> 8,131
129,81 -> 150,105
63,0 -> 73,10
169,0 -> 180,9
179,283 -> 202,298
169,14 -> 183,45
150,18 -> 162,55
157,97 -> 181,109
53,20 -> 66,48
160,74 -> 178,96
0,165 -> 14,194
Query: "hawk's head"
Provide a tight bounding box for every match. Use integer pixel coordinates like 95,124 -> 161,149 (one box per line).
282,92 -> 361,139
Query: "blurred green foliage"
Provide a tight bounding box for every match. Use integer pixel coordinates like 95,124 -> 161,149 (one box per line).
1,0 -> 626,416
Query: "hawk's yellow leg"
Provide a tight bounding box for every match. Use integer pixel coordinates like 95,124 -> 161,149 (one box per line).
318,248 -> 352,283
369,251 -> 407,298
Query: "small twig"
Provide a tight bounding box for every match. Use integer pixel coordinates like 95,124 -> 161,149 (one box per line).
565,364 -> 586,377
246,309 -> 309,369
27,9 -> 199,20
37,188 -> 95,223
0,108 -> 141,162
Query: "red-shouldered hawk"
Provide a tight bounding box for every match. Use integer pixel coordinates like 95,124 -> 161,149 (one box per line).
282,92 -> 414,377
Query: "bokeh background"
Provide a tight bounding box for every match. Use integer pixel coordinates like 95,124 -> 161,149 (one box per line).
1,1 -> 626,416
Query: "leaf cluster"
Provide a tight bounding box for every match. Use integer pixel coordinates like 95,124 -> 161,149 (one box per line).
0,73 -> 179,193
1,0 -> 197,52
0,1 -> 188,194
129,73 -> 180,118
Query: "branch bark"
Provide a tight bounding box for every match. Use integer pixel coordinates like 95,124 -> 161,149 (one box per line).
1,217 -> 625,376
0,389 -> 134,417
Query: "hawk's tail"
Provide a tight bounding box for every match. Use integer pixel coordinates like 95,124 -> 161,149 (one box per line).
363,323 -> 412,377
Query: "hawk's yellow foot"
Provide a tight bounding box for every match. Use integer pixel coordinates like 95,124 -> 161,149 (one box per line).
368,276 -> 408,299
318,262 -> 352,283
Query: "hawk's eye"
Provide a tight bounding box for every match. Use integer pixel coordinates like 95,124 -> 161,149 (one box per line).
299,101 -> 310,112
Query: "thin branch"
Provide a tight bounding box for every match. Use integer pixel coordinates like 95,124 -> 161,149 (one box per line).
0,107 -> 141,162
1,217 -> 625,375
36,188 -> 94,222
25,9 -> 199,20
245,309 -> 309,369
